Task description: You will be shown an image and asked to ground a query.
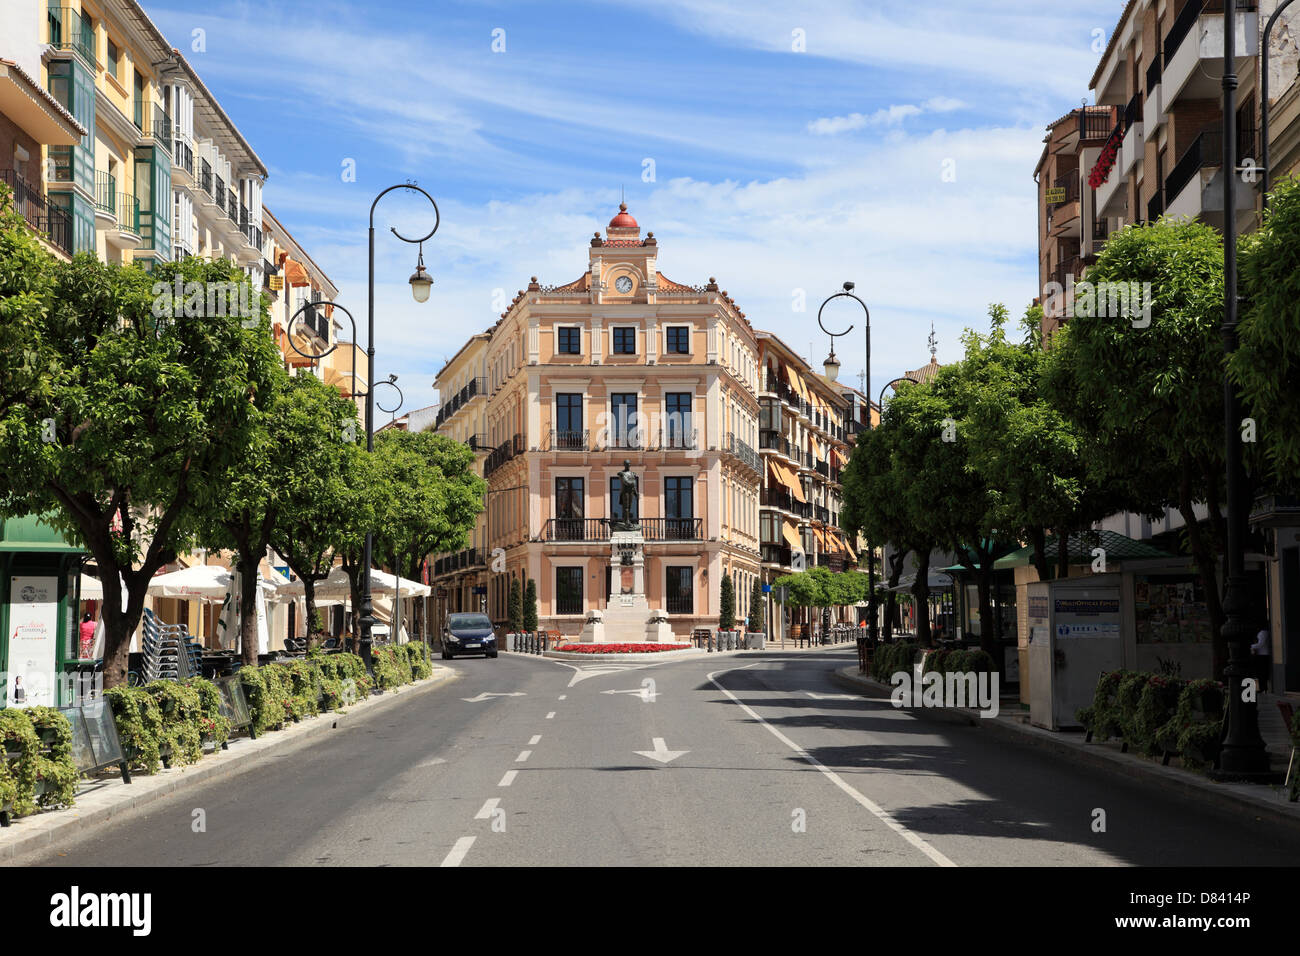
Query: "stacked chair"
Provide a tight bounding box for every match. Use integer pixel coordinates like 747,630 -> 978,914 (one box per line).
141,608 -> 198,682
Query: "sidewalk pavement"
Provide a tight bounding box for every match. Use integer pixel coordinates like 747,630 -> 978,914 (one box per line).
830,665 -> 1300,836
0,665 -> 459,865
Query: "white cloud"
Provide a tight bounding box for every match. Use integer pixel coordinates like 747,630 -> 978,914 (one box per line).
809,96 -> 968,135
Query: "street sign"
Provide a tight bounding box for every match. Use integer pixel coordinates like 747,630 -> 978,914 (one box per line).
762,583 -> 771,594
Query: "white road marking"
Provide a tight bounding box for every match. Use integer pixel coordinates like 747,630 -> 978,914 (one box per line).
546,711 -> 556,719
601,687 -> 657,701
805,691 -> 860,700
475,798 -> 500,819
708,668 -> 957,868
529,735 -> 542,745
516,750 -> 532,762
461,692 -> 526,703
558,694 -> 567,700
498,770 -> 517,786
441,836 -> 476,867
633,737 -> 689,764
418,757 -> 447,767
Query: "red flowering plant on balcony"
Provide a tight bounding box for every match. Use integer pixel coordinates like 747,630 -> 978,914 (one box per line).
556,643 -> 691,653
1088,126 -> 1124,189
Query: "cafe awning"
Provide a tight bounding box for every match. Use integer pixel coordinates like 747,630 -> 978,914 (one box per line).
782,519 -> 802,550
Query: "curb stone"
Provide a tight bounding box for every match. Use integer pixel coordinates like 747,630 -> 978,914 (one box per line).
0,665 -> 459,865
829,665 -> 1300,837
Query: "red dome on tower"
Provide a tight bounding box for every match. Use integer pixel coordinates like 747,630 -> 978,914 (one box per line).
608,202 -> 638,230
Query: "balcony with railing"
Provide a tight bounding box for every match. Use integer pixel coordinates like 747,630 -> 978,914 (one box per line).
761,488 -> 810,518
483,434 -> 523,477
541,517 -> 703,542
47,6 -> 95,65
142,105 -> 173,154
1165,126 -> 1258,220
214,175 -> 226,214
465,434 -> 488,452
1,168 -> 72,255
549,428 -> 588,451
199,160 -> 214,200
1163,1 -> 1258,106
725,433 -> 760,472
761,543 -> 793,567
435,377 -> 487,427
172,133 -> 194,180
432,548 -> 485,578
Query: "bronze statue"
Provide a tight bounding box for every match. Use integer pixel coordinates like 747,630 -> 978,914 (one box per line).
614,460 -> 639,531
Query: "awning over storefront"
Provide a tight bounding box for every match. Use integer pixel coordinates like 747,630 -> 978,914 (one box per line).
782,519 -> 802,550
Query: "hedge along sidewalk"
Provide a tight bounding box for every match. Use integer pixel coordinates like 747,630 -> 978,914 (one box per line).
0,663 -> 459,865
829,665 -> 1300,838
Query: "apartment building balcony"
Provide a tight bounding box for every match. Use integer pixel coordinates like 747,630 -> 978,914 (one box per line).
1144,57 -> 1165,141
724,433 -> 761,474
1094,126 -> 1128,219
171,133 -> 194,186
46,6 -> 95,66
1119,94 -> 1143,178
760,373 -> 797,406
1046,173 -> 1081,239
141,105 -> 173,157
434,377 -> 486,427
541,517 -> 702,542
93,172 -> 142,249
761,488 -> 810,519
464,434 -> 489,453
198,161 -> 220,216
1165,127 -> 1259,226
433,549 -> 485,578
1163,1 -> 1258,107
483,434 -> 523,477
761,543 -> 793,568
0,169 -> 73,256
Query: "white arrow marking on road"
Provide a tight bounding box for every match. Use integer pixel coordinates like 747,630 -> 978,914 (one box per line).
601,688 -> 657,702
805,692 -> 860,700
460,692 -> 526,703
633,737 -> 689,764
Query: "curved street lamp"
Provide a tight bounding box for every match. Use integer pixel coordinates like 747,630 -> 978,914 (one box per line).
284,298 -> 363,400
1261,0 -> 1299,212
878,375 -> 918,415
817,282 -> 879,642
359,183 -> 440,669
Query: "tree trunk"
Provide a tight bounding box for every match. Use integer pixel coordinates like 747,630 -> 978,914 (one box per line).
1030,526 -> 1051,582
912,550 -> 932,647
303,578 -> 320,645
1056,528 -> 1071,580
882,549 -> 908,642
238,558 -> 260,666
1179,463 -> 1226,679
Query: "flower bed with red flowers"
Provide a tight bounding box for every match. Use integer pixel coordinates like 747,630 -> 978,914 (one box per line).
556,643 -> 691,654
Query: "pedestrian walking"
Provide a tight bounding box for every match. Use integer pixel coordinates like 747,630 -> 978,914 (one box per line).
79,612 -> 97,659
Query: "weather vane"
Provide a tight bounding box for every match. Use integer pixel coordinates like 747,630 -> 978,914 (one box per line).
928,322 -> 937,359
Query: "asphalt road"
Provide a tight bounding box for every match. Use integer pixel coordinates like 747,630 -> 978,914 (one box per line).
27,649 -> 1300,866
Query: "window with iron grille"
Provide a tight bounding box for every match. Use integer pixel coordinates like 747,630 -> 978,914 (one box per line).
556,567 -> 583,615
666,326 -> 690,353
557,326 -> 581,354
612,326 -> 636,354
666,567 -> 693,614
556,393 -> 583,433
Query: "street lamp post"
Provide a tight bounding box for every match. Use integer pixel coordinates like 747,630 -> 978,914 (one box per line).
1261,0 -> 1299,212
817,282 -> 877,642
1214,0 -> 1271,779
360,184 -> 440,671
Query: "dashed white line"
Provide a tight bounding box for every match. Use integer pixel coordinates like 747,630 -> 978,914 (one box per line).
546,711 -> 556,719
558,694 -> 567,700
707,667 -> 958,868
441,836 -> 476,867
529,734 -> 542,745
516,750 -> 532,762
498,770 -> 517,787
475,798 -> 501,819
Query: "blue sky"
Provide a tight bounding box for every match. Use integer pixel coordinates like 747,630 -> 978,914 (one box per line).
146,0 -> 1127,412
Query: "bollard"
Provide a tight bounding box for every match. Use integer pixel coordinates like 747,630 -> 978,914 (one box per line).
707,631 -> 714,652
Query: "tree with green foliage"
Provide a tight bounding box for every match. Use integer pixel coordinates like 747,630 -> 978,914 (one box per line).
1050,219 -> 1231,673
270,398 -> 368,649
719,573 -> 735,630
1232,176 -> 1300,492
749,577 -> 765,633
0,194 -> 280,687
202,371 -> 355,663
523,578 -> 538,633
508,578 -> 523,633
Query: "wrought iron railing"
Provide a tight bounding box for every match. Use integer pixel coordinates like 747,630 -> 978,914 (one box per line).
541,517 -> 702,542
1,168 -> 72,255
550,429 -> 588,451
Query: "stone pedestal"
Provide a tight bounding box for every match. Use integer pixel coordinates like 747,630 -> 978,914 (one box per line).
601,529 -> 655,643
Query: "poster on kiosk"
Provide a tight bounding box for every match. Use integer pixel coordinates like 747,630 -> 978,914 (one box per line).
8,574 -> 60,708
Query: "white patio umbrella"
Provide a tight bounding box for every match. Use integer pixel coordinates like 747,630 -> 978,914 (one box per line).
147,564 -> 235,600
278,566 -> 402,598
